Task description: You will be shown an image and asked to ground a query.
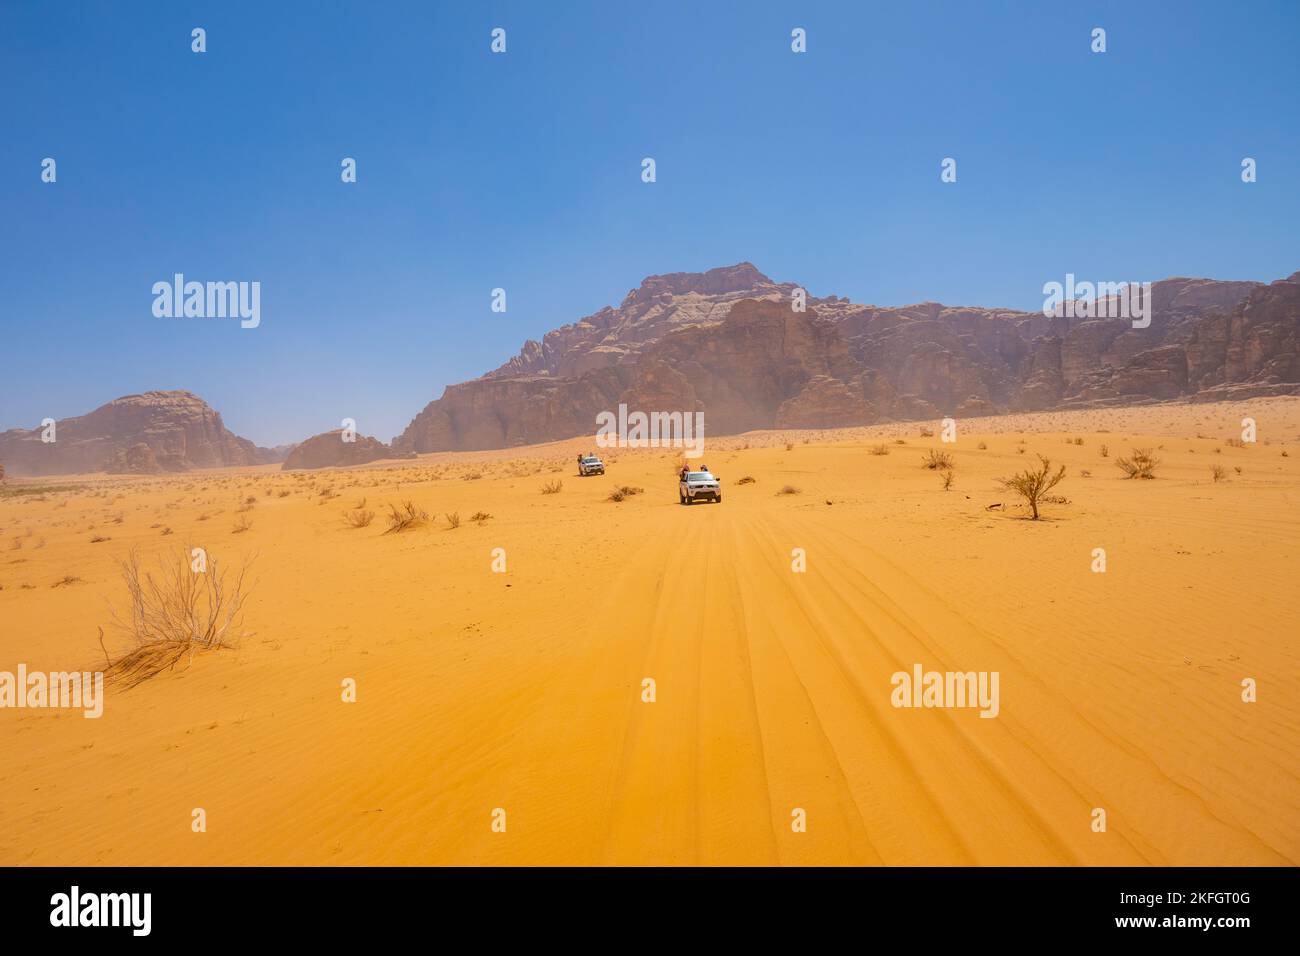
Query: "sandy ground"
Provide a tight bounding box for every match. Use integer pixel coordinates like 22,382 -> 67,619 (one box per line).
1,398 -> 1298,866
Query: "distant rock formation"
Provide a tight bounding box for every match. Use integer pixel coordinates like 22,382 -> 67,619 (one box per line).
395,264 -> 1293,452
281,430 -> 414,471
0,391 -> 278,477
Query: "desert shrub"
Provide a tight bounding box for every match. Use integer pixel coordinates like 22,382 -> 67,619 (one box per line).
1099,444 -> 1109,458
1225,437 -> 1244,448
998,455 -> 1067,520
277,490 -> 291,498
469,511 -> 492,523
777,485 -> 801,496
231,514 -> 253,534
445,512 -> 461,529
1234,466 -> 1242,475
918,427 -> 934,437
608,485 -> 644,502
462,472 -> 483,481
91,535 -> 110,543
921,449 -> 954,470
736,476 -> 757,484
105,547 -> 254,687
977,441 -> 987,450
344,508 -> 375,528
1116,448 -> 1159,479
940,469 -> 955,491
1210,465 -> 1227,482
541,479 -> 563,495
785,442 -> 794,451
869,445 -> 890,456
52,575 -> 82,588
384,500 -> 427,533
1073,437 -> 1084,446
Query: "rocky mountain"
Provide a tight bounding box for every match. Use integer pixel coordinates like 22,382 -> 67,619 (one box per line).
395,264 -> 1294,453
0,391 -> 281,477
281,430 -> 414,471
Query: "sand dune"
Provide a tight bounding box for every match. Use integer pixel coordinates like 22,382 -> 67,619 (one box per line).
1,399 -> 1297,865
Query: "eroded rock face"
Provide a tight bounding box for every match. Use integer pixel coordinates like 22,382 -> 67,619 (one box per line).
483,262 -> 861,381
396,300 -> 874,452
0,391 -> 278,477
281,430 -> 412,471
395,264 -> 1293,452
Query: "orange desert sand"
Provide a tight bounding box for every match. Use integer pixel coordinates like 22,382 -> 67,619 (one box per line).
2,399 -> 1297,866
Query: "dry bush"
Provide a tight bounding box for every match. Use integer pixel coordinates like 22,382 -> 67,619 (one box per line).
736,476 -> 756,484
1234,466 -> 1243,475
869,444 -> 890,456
777,485 -> 801,496
105,547 -> 254,688
52,575 -> 82,588
90,535 -> 110,543
607,485 -> 644,502
469,511 -> 492,523
1099,444 -> 1109,458
384,500 -> 427,533
998,455 -> 1067,520
344,508 -> 375,528
231,514 -> 253,534
921,449 -> 954,470
1116,448 -> 1160,479
541,479 -> 563,495
462,472 -> 483,481
977,441 -> 988,450
1225,437 -> 1244,448
940,469 -> 955,491
277,490 -> 291,498
918,427 -> 934,437
1210,465 -> 1227,482
445,511 -> 461,529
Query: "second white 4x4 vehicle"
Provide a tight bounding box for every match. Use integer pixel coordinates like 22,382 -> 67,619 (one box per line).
679,469 -> 721,504
577,455 -> 605,476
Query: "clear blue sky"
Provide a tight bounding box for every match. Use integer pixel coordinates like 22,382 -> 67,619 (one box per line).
1,0 -> 1297,445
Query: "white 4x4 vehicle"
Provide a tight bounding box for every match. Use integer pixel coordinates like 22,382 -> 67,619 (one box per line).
679,469 -> 721,504
578,455 -> 605,476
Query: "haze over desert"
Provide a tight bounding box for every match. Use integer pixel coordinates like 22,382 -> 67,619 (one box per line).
2,399 -> 1296,866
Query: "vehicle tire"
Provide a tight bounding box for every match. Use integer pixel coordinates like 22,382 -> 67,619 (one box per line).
715,495 -> 722,503
679,493 -> 685,504
685,496 -> 692,505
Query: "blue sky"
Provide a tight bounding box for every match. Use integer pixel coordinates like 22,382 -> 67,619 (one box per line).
1,0 -> 1297,445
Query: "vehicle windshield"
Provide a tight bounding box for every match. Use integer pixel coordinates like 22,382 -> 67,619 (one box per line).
686,472 -> 713,480
581,457 -> 600,463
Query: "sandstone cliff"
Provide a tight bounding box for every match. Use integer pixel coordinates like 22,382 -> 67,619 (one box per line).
0,391 -> 279,477
395,264 -> 1289,453
281,430 -> 414,471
